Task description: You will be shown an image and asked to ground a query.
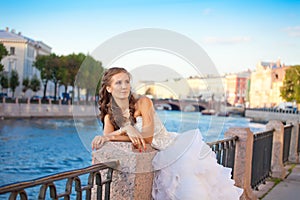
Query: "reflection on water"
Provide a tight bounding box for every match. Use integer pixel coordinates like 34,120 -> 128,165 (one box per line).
0,111 -> 265,197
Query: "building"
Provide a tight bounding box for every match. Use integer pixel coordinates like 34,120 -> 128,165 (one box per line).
225,71 -> 251,106
134,74 -> 226,102
249,60 -> 289,108
0,27 -> 52,97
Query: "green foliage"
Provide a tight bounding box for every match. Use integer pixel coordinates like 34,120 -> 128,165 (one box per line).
33,52 -> 103,101
0,43 -> 8,73
10,70 -> 20,97
75,55 -> 103,101
280,65 -> 300,103
22,77 -> 30,93
30,74 -> 41,93
0,73 -> 9,91
34,54 -> 53,97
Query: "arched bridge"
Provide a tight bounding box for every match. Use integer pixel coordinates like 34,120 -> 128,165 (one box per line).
152,99 -> 209,112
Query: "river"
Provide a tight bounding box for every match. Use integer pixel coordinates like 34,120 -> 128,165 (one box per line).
0,111 -> 265,198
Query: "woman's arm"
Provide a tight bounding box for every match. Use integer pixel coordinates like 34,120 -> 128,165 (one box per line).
136,96 -> 154,144
92,114 -> 146,150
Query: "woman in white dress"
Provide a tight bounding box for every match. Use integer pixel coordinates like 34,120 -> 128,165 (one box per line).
92,67 -> 243,199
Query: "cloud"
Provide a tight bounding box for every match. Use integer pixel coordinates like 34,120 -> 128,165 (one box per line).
284,26 -> 300,37
203,36 -> 251,45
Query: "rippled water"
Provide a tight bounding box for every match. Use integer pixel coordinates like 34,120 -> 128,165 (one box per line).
0,111 -> 265,198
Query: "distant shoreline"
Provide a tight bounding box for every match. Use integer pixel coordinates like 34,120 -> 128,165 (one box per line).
0,103 -> 98,119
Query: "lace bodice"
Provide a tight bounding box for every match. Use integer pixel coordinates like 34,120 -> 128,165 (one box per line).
135,114 -> 177,150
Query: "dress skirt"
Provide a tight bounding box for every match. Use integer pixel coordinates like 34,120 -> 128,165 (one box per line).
151,129 -> 243,200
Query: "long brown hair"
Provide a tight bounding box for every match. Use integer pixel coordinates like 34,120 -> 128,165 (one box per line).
98,67 -> 136,130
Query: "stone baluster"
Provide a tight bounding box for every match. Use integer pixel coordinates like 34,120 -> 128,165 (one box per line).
92,142 -> 157,200
287,120 -> 299,163
266,120 -> 286,179
225,128 -> 257,200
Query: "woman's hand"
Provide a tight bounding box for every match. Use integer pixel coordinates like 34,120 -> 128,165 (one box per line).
92,135 -> 110,150
122,125 -> 146,150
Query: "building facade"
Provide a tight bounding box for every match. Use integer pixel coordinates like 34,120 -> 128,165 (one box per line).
249,60 -> 289,108
0,27 -> 52,97
225,71 -> 250,106
134,74 -> 226,102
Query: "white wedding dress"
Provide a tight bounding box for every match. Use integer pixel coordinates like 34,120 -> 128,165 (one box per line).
135,114 -> 243,200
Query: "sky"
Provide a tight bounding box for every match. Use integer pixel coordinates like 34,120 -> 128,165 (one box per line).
1,0 -> 300,76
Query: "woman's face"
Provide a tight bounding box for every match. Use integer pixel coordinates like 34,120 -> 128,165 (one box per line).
106,72 -> 131,100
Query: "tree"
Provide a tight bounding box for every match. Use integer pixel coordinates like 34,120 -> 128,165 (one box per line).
280,65 -> 300,103
9,70 -> 20,97
22,77 -> 30,95
75,55 -> 103,103
0,73 -> 9,92
30,74 -> 41,94
0,43 -> 8,73
34,54 -> 54,99
64,53 -> 86,101
49,54 -> 64,100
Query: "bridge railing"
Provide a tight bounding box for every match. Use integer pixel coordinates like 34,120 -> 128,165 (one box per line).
251,129 -> 274,190
0,161 -> 118,200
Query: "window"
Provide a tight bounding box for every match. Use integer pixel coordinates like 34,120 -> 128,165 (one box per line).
27,47 -> 34,58
10,47 -> 15,55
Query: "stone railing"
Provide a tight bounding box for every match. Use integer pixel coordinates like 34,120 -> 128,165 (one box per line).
245,109 -> 300,122
92,120 -> 299,200
0,100 -> 98,118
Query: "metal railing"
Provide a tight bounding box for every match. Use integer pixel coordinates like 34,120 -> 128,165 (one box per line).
246,108 -> 299,114
251,129 -> 274,190
298,125 -> 300,154
283,124 -> 293,164
0,161 -> 118,200
208,136 -> 238,176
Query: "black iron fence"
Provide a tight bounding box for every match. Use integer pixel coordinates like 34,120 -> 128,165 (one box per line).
0,161 -> 118,200
283,124 -> 293,164
298,125 -> 300,154
246,108 -> 299,114
251,129 -> 274,190
208,136 -> 238,176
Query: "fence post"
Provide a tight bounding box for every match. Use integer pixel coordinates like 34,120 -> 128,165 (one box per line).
286,119 -> 299,163
92,142 -> 157,200
225,128 -> 257,200
266,120 -> 286,179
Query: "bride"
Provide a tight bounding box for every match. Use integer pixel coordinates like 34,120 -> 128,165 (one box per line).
92,67 -> 243,199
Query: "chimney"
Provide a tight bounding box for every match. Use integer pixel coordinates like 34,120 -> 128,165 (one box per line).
11,29 -> 16,33
18,32 -> 21,35
6,27 -> 9,32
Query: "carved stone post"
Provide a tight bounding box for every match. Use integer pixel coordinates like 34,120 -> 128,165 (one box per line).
287,120 -> 299,163
266,120 -> 286,179
225,128 -> 257,200
92,142 -> 157,200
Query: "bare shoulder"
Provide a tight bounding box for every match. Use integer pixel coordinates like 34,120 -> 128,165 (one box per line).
136,96 -> 153,107
104,114 -> 111,124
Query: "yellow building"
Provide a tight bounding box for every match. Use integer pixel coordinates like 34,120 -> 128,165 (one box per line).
249,60 -> 289,108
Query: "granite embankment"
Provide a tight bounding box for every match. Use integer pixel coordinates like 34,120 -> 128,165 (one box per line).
0,103 -> 98,118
